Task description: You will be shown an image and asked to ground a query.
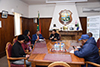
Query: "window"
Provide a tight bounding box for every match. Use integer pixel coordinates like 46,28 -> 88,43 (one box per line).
14,12 -> 22,36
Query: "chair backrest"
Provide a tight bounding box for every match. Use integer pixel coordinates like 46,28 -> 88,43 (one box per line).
97,38 -> 100,48
6,42 -> 12,58
48,62 -> 70,67
13,37 -> 18,43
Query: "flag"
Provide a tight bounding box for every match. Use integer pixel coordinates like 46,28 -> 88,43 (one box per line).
37,11 -> 41,33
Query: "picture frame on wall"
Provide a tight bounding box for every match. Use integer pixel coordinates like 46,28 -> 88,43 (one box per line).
2,10 -> 8,18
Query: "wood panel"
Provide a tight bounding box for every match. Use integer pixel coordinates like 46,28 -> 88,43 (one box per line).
22,17 -> 37,37
79,17 -> 87,34
0,13 -> 14,58
22,17 -> 87,39
40,18 -> 51,39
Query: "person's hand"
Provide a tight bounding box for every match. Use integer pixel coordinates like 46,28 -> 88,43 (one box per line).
36,38 -> 39,41
50,38 -> 53,40
74,48 -> 79,51
44,38 -> 45,40
26,55 -> 30,58
54,38 -> 57,40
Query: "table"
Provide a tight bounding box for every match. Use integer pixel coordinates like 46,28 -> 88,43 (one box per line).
28,40 -> 85,67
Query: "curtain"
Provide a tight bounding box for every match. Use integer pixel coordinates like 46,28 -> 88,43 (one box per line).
14,12 -> 21,36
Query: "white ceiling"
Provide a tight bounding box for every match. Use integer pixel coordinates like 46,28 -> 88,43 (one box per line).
21,0 -> 100,5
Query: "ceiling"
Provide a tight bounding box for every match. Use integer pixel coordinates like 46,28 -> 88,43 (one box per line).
20,0 -> 100,5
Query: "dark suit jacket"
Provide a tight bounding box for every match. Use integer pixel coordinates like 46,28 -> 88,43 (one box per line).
11,41 -> 26,58
32,34 -> 44,44
49,33 -> 59,41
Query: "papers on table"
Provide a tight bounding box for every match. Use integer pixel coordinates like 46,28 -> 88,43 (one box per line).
68,46 -> 81,54
39,39 -> 44,41
70,50 -> 74,53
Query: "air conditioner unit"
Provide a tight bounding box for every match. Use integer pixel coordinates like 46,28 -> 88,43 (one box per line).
83,7 -> 100,12
46,0 -> 87,3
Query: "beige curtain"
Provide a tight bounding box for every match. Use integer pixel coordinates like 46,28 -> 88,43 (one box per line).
14,12 -> 22,36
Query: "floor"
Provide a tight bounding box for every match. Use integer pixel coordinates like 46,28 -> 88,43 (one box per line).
0,56 -> 8,67
0,56 -> 47,67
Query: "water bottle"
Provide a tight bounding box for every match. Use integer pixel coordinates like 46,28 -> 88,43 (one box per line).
57,43 -> 60,51
61,43 -> 63,51
54,43 -> 57,50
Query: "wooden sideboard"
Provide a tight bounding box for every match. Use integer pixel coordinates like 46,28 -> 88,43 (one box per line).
49,31 -> 83,41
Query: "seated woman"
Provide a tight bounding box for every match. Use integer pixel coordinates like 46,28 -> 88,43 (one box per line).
49,29 -> 59,41
32,30 -> 45,44
24,30 -> 32,44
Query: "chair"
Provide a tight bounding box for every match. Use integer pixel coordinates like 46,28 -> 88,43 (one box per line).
56,30 -> 61,40
6,42 -> 27,67
97,38 -> 100,54
48,62 -> 70,67
86,61 -> 100,67
12,37 -> 18,45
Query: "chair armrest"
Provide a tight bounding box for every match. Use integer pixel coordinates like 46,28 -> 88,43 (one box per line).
86,61 -> 100,67
7,57 -> 27,60
25,52 -> 31,55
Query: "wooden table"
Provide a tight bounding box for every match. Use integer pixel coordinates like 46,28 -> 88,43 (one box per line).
28,40 -> 85,67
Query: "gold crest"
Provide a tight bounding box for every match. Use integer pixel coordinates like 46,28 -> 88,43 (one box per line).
59,9 -> 72,26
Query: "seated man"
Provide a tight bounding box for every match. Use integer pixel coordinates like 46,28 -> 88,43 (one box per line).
74,34 -> 100,67
32,30 -> 44,44
11,35 -> 31,67
49,29 -> 59,41
87,32 -> 96,45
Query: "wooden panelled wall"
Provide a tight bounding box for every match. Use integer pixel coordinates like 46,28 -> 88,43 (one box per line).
22,17 -> 87,39
22,17 -> 37,37
0,13 -> 14,58
22,18 -> 51,39
79,17 -> 87,34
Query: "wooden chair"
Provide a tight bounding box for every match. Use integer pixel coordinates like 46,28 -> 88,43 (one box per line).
6,42 -> 27,67
86,61 -> 100,67
56,30 -> 61,40
12,37 -> 18,45
97,38 -> 100,55
48,62 -> 70,67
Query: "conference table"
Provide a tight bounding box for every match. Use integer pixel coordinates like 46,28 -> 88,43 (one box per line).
28,40 -> 85,67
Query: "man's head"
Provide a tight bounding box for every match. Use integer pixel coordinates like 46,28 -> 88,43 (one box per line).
79,34 -> 89,44
52,29 -> 56,35
36,30 -> 40,35
87,32 -> 93,38
18,35 -> 25,44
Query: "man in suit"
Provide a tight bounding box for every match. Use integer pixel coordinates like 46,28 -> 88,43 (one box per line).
32,30 -> 45,44
11,35 -> 31,67
74,34 -> 100,67
49,29 -> 59,41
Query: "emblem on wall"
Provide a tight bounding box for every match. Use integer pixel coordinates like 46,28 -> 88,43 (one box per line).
59,9 -> 72,26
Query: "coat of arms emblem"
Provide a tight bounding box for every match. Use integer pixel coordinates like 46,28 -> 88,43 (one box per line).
59,9 -> 72,25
